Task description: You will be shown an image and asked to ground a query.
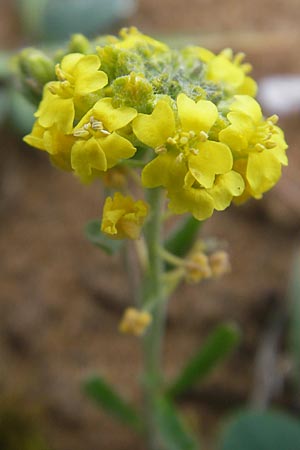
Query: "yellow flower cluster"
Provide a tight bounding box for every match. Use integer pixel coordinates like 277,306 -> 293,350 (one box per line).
23,28 -> 288,223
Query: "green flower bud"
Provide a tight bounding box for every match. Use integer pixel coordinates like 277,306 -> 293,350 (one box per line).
68,34 -> 91,54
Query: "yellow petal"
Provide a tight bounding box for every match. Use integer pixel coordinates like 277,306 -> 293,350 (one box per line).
99,132 -> 136,168
93,98 -> 137,132
36,90 -> 74,132
141,151 -> 186,189
207,55 -> 244,87
230,95 -> 262,124
60,53 -> 83,74
177,93 -> 218,133
208,171 -> 245,210
247,151 -> 282,194
168,188 -> 215,220
71,137 -> 107,181
133,100 -> 176,148
237,76 -> 258,97
219,111 -> 254,152
188,141 -> 233,188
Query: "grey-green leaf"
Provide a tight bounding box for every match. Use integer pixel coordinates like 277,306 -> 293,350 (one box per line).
154,397 -> 200,450
83,376 -> 141,431
219,410 -> 300,450
167,323 -> 240,398
84,220 -> 123,254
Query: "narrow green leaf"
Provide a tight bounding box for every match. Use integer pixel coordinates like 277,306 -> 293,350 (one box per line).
167,323 -> 240,398
154,397 -> 200,450
84,220 -> 123,254
164,216 -> 202,265
83,376 -> 141,431
219,410 -> 300,450
288,252 -> 300,390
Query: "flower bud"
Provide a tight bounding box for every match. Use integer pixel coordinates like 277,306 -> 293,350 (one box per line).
101,192 -> 148,240
119,308 -> 152,336
209,250 -> 231,277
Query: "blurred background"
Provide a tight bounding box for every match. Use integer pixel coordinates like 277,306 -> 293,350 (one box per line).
0,1 -> 300,449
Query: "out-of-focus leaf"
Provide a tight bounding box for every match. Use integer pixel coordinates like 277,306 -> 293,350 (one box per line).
154,397 -> 200,450
164,216 -> 202,267
83,376 -> 141,431
8,89 -> 36,135
84,220 -> 123,255
288,252 -> 300,389
219,410 -> 300,450
0,52 -> 11,79
0,89 -> 9,125
167,323 -> 240,398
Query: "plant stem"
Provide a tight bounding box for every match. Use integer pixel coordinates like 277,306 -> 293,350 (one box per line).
140,187 -> 167,450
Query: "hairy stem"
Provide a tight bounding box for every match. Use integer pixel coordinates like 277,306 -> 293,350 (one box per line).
140,187 -> 167,450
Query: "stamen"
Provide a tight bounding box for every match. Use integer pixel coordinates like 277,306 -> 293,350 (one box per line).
73,128 -> 90,137
199,131 -> 208,142
180,136 -> 189,145
175,153 -> 184,164
167,137 -> 177,145
255,143 -> 265,152
265,141 -> 277,149
234,52 -> 245,65
155,145 -> 167,154
99,129 -> 111,136
189,130 -> 196,138
268,114 -> 279,125
190,148 -> 199,155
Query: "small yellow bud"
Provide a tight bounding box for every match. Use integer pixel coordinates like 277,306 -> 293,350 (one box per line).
209,250 -> 231,277
185,252 -> 212,284
119,308 -> 152,336
101,192 -> 148,240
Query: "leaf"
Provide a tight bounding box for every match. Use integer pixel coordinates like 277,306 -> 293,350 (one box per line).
287,252 -> 300,390
84,220 -> 123,254
219,410 -> 300,450
164,216 -> 202,268
0,88 -> 9,125
83,376 -> 141,431
154,397 -> 200,450
167,323 -> 240,398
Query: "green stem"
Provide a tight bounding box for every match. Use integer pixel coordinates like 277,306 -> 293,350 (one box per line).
140,187 -> 167,450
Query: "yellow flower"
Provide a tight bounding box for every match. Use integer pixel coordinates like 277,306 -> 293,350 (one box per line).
185,47 -> 257,97
35,53 -> 108,133
23,121 -> 75,171
119,307 -> 152,336
101,192 -> 148,240
133,94 -> 244,220
71,98 -> 137,182
117,27 -> 169,52
219,95 -> 288,199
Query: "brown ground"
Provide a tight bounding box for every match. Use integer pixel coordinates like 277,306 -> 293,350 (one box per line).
1,1 -> 300,449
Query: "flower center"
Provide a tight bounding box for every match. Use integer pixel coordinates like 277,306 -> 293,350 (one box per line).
73,116 -> 111,139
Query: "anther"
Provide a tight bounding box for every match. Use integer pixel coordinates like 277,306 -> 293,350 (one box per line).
268,114 -> 279,125
175,153 -> 184,164
155,145 -> 167,154
265,141 -> 277,149
73,128 -> 90,138
255,143 -> 265,152
190,148 -> 199,155
180,136 -> 189,145
167,137 -> 177,145
199,131 -> 208,142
